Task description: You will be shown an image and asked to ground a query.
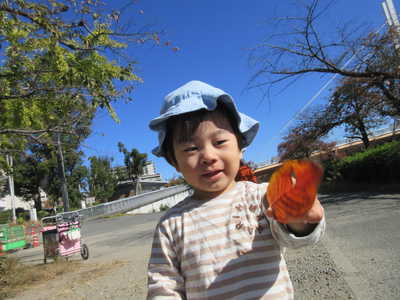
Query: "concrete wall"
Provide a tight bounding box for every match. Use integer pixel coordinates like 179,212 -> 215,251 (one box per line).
127,188 -> 192,214
67,184 -> 192,221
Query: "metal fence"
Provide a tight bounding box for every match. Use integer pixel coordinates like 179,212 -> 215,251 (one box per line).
61,184 -> 191,221
335,126 -> 399,147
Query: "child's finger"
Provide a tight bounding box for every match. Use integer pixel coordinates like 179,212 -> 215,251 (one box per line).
287,198 -> 324,224
265,207 -> 274,219
266,197 -> 324,224
304,198 -> 324,223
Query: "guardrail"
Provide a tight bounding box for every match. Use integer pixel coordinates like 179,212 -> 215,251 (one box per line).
61,184 -> 191,221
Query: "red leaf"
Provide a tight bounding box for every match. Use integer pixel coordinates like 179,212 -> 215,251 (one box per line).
266,159 -> 323,223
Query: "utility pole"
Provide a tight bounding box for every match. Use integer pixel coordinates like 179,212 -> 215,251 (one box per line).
57,133 -> 70,212
6,154 -> 16,223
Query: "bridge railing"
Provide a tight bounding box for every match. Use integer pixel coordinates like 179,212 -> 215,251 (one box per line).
60,184 -> 191,221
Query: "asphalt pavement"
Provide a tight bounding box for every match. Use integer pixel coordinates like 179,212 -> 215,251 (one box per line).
320,193 -> 400,300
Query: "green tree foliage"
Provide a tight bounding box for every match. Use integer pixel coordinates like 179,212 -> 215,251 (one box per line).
8,92 -> 93,210
0,0 -> 173,207
0,0 -> 137,153
117,142 -> 147,181
12,135 -> 90,210
0,0 -> 152,117
88,156 -> 117,203
117,142 -> 147,194
0,0 -> 169,164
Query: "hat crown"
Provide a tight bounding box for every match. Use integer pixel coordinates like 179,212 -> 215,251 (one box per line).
161,80 -> 225,114
149,80 -> 259,157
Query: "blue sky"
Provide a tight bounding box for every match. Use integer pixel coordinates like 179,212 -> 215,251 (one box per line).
83,0 -> 394,180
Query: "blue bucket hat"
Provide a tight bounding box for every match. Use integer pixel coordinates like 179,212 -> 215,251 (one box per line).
149,80 -> 259,157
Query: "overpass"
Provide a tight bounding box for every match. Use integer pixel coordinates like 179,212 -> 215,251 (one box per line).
63,184 -> 192,221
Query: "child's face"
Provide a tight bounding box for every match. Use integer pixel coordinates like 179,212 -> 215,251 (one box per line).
172,112 -> 242,200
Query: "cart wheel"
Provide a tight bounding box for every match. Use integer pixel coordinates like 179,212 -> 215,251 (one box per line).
44,258 -> 47,264
81,244 -> 89,260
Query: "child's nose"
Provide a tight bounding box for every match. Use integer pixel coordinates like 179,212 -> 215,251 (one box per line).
200,146 -> 217,165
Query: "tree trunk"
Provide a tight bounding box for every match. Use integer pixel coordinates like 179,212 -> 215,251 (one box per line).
135,179 -> 142,195
34,193 -> 42,211
358,124 -> 370,149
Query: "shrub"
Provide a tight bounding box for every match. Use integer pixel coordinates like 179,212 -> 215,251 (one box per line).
159,204 -> 170,212
36,210 -> 50,220
0,210 -> 12,224
333,141 -> 400,183
16,217 -> 25,225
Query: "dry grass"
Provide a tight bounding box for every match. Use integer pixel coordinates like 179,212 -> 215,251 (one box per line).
0,256 -> 126,299
101,212 -> 129,219
69,259 -> 126,284
0,256 -> 82,299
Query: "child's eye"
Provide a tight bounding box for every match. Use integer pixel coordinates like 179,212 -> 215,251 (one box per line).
184,146 -> 198,152
215,140 -> 227,146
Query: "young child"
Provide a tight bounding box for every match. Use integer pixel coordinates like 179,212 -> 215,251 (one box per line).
147,80 -> 325,300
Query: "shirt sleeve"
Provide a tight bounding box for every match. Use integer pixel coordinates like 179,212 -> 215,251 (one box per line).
268,215 -> 326,249
258,182 -> 326,249
147,222 -> 186,300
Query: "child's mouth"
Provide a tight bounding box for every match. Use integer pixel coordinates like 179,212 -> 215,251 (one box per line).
202,170 -> 222,178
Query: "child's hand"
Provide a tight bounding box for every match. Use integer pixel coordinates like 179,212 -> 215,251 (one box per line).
265,197 -> 324,235
265,159 -> 324,228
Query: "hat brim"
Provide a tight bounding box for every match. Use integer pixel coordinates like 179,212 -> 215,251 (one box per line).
149,81 -> 259,157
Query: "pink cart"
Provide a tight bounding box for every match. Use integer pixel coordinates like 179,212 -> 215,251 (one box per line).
41,212 -> 89,264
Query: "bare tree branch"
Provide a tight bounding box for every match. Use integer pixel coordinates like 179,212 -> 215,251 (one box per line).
249,0 -> 400,105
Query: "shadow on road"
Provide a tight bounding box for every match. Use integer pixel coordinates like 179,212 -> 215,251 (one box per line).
319,192 -> 400,204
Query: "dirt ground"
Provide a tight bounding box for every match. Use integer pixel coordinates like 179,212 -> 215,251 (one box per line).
7,241 -> 151,300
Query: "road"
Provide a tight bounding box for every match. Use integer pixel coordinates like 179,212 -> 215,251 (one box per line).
12,212 -> 163,265
10,192 -> 400,299
319,193 -> 400,299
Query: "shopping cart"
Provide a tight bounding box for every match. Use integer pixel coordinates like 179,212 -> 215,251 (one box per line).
41,211 -> 89,264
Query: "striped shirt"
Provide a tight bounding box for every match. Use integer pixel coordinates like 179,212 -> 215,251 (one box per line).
147,181 -> 325,300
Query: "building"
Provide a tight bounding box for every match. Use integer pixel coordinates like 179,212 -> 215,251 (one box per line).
0,194 -> 33,212
0,170 -> 48,212
143,161 -> 156,176
112,161 -> 164,182
0,172 -> 33,212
